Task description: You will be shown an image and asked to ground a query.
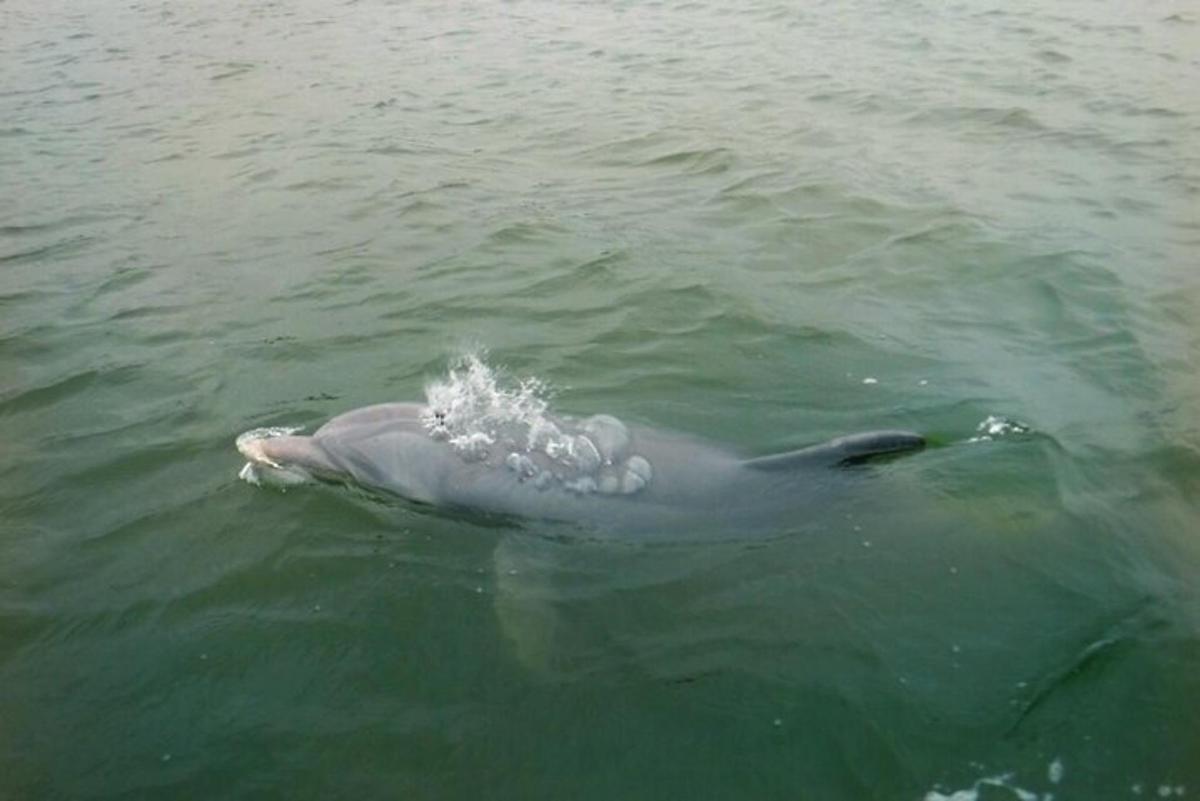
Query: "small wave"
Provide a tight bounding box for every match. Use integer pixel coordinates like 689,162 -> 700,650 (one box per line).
924,773 -> 1038,801
0,367 -> 132,416
968,415 -> 1033,443
210,61 -> 256,81
0,235 -> 93,265
905,105 -> 1048,133
924,759 -> 1064,801
926,762 -> 1187,800
638,147 -> 736,175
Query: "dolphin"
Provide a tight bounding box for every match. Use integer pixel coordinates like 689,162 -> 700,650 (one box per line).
236,401 -> 924,537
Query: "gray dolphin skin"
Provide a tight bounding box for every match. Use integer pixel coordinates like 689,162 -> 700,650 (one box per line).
237,401 -> 924,536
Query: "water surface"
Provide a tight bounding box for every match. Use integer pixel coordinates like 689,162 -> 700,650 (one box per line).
2,0 -> 1198,798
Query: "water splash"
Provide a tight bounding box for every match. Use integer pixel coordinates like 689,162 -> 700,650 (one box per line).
927,773 -> 1188,800
419,352 -> 651,495
923,772 -> 1042,801
421,352 -> 558,460
968,415 -> 1032,443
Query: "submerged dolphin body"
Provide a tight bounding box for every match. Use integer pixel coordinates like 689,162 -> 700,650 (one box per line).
237,401 -> 924,536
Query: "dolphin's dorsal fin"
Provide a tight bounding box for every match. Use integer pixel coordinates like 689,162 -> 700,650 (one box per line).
743,430 -> 925,471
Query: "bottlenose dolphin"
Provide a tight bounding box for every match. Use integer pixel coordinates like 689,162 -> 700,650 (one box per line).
236,401 -> 923,536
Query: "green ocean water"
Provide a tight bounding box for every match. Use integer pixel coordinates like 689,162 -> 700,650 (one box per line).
2,0 -> 1198,798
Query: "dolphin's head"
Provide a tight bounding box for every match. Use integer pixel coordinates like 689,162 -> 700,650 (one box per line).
236,428 -> 340,487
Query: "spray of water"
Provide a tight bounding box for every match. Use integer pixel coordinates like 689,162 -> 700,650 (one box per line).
421,352 -> 559,458
419,352 -> 651,494
968,415 -> 1032,443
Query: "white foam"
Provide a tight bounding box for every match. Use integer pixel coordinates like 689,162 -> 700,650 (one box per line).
238,461 -> 262,485
237,459 -> 313,487
967,415 -> 1032,443
923,772 -> 1043,801
422,352 -> 553,450
236,426 -> 309,487
420,352 -> 653,495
